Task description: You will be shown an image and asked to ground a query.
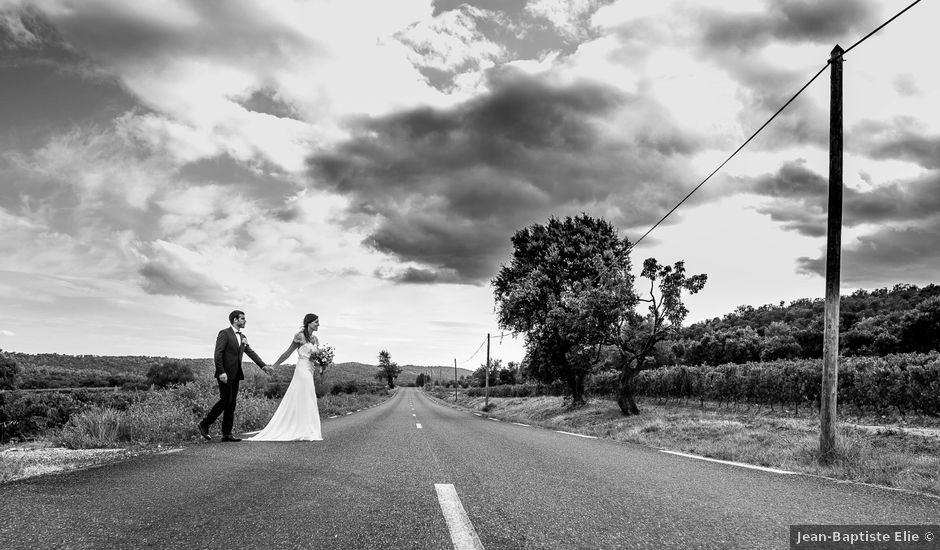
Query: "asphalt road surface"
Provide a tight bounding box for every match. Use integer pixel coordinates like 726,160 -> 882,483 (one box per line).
1,388 -> 938,549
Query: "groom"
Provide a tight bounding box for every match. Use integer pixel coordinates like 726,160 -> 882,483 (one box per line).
198,310 -> 271,442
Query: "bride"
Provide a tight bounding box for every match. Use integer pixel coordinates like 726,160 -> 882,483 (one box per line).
248,313 -> 325,441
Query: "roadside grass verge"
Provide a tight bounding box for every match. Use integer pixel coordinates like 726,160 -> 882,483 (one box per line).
55,378 -> 391,449
427,389 -> 940,497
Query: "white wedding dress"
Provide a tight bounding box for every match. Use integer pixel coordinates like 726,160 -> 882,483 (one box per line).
248,341 -> 323,441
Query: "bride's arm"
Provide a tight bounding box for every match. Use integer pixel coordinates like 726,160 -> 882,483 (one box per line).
270,340 -> 301,368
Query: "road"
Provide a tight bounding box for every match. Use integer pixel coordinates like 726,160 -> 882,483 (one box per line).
1,387 -> 938,549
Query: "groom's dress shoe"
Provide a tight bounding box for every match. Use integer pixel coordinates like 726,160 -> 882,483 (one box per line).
197,423 -> 211,441
221,436 -> 242,442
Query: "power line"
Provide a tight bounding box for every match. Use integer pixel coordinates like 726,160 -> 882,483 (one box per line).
629,0 -> 922,251
455,331 -> 516,367
842,0 -> 921,57
457,336 -> 487,365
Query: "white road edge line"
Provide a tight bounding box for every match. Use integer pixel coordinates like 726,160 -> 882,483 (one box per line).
416,423 -> 423,429
473,413 -> 482,417
435,484 -> 485,550
554,430 -> 597,439
488,418 -> 501,422
660,450 -> 796,475
511,422 -> 530,427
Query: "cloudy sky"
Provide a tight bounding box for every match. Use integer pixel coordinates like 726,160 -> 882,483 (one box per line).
1,0 -> 937,367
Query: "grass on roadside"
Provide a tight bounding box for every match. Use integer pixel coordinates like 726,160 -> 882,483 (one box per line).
55,379 -> 392,449
427,389 -> 940,497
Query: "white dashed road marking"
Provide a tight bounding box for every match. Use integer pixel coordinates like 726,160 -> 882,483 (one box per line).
417,423 -> 423,429
435,484 -> 485,550
511,422 -> 530,427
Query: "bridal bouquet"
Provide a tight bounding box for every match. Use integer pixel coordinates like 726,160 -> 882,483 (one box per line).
310,344 -> 335,375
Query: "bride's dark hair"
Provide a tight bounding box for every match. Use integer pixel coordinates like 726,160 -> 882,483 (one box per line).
302,313 -> 319,341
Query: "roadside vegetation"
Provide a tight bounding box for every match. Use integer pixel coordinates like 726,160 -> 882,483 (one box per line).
0,351 -> 392,453
426,386 -> 940,497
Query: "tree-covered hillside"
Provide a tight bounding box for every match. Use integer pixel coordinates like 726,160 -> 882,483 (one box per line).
675,283 -> 940,366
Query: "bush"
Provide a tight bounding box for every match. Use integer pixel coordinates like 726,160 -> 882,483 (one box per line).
0,351 -> 20,390
146,361 -> 196,388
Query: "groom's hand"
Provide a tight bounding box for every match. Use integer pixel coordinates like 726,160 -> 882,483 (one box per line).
219,373 -> 228,383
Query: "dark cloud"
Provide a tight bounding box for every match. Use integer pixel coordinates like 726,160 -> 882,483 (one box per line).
700,0 -> 878,52
379,266 -> 462,285
30,2 -> 318,72
797,218 -> 940,285
0,10 -> 138,150
852,118 -> 940,170
431,0 -> 528,18
752,159 -> 827,198
750,161 -> 940,236
687,0 -> 880,151
138,258 -> 230,305
308,70 -> 702,284
236,87 -> 299,120
751,159 -> 940,281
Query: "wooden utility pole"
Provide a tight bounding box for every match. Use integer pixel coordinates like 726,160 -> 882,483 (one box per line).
454,358 -> 458,402
820,44 -> 844,462
485,333 -> 490,409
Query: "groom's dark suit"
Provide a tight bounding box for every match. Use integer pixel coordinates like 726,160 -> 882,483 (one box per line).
201,327 -> 266,438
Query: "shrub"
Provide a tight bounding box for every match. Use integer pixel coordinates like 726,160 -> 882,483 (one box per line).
0,351 -> 20,390
146,361 -> 196,388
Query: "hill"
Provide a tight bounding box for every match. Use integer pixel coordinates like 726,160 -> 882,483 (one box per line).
675,283 -> 940,366
331,362 -> 473,385
0,352 -> 475,389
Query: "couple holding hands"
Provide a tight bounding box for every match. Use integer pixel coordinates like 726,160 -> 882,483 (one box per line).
197,310 -> 330,442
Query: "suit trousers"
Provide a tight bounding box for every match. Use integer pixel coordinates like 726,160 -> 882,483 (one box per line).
202,379 -> 241,436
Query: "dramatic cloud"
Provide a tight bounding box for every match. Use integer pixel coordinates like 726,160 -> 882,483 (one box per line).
752,160 -> 940,283
3,0 -> 939,363
308,69 -> 703,284
853,118 -> 940,170
797,218 -> 940,286
698,0 -> 878,52
751,161 -> 940,233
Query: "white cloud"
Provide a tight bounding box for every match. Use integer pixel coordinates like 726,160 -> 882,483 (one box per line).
395,5 -> 505,73
527,0 -> 605,40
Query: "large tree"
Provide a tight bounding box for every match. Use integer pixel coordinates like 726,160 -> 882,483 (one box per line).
493,214 -> 631,406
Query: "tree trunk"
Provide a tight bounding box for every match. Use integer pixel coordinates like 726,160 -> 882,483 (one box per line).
570,373 -> 585,407
617,368 -> 640,416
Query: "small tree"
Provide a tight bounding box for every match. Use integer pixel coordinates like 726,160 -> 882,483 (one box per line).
146,360 -> 195,388
416,373 -> 426,387
0,350 -> 19,390
375,350 -> 401,389
606,259 -> 706,415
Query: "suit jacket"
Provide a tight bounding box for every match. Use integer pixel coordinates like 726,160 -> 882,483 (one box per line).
214,328 -> 265,381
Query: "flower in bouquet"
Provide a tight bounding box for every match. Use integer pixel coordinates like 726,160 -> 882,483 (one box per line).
311,344 -> 335,374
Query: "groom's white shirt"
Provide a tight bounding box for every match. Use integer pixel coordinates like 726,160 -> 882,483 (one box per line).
230,325 -> 243,344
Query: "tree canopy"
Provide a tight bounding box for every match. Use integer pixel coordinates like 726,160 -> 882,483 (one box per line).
493,214 -> 633,405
